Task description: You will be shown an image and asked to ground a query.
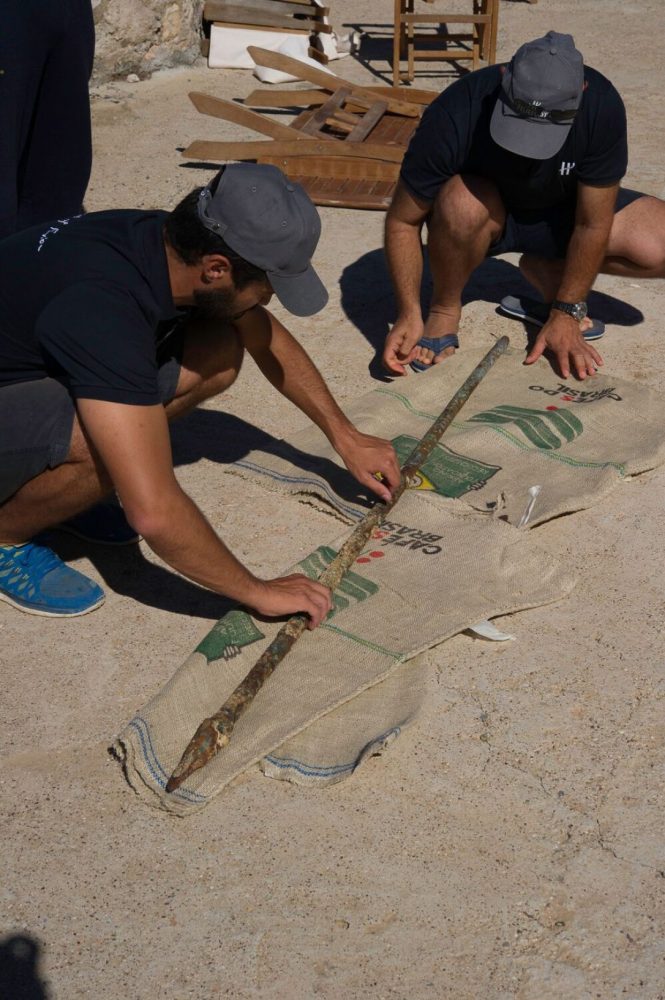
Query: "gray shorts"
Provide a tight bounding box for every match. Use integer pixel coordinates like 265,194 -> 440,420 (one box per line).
0,335 -> 183,505
487,186 -> 645,260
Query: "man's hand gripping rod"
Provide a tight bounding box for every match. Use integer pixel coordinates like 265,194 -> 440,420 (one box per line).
166,336 -> 510,794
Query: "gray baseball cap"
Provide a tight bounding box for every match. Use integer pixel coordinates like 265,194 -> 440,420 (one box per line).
197,162 -> 328,317
490,31 -> 584,160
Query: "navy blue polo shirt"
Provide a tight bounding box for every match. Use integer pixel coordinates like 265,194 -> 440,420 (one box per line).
0,209 -> 179,403
400,65 -> 628,211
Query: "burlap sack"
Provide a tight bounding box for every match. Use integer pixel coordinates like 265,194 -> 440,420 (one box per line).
231,348 -> 665,528
114,493 -> 573,815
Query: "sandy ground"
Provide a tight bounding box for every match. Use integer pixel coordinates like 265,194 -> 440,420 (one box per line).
2,1 -> 665,997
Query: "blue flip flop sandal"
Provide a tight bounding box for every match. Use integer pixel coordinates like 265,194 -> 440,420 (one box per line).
409,333 -> 459,373
499,295 -> 605,341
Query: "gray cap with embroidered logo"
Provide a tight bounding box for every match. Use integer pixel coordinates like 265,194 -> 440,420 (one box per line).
490,31 -> 584,160
197,162 -> 328,317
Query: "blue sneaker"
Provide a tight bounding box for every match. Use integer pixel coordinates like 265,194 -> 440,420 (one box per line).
58,501 -> 139,546
0,542 -> 105,617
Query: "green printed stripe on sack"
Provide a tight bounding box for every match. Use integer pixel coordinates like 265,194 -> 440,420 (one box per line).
469,424 -> 626,472
374,388 -> 625,471
374,388 -> 440,422
469,405 -> 583,450
320,623 -> 402,660
507,405 -> 582,442
299,545 -> 379,620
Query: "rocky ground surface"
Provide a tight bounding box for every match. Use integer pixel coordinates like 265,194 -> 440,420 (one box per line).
1,1 -> 664,997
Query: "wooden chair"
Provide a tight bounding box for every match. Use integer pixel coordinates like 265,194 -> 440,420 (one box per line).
182,47 -> 439,210
393,0 -> 499,85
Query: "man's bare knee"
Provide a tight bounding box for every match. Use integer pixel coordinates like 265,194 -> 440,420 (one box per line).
607,196 -> 665,274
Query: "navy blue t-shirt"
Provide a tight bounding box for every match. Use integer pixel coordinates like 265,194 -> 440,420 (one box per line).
401,65 -> 628,211
0,210 -> 180,403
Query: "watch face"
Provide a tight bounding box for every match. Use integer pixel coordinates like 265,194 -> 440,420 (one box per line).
553,300 -> 588,321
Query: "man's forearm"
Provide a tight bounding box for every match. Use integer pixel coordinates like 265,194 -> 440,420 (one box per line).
555,183 -> 617,303
240,308 -> 356,448
555,220 -> 612,303
384,213 -> 425,317
140,485 -> 266,604
238,308 -> 401,500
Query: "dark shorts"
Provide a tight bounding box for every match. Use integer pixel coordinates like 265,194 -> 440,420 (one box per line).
0,331 -> 184,505
487,186 -> 646,260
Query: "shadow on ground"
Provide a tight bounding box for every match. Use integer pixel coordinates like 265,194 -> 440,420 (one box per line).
339,249 -> 644,377
40,251 -> 643,615
0,934 -> 49,1000
41,413 -> 372,618
342,24 -> 471,87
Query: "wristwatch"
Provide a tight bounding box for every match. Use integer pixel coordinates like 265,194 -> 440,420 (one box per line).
551,299 -> 588,322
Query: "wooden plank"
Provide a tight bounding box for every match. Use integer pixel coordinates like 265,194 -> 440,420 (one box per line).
247,46 -> 422,117
412,47 -> 475,59
307,45 -> 329,66
301,177 -> 393,209
291,102 -> 358,140
189,92 -> 314,141
182,138 -> 405,164
330,108 -> 365,128
260,154 -> 399,181
208,10 -> 332,31
294,105 -> 418,148
401,12 -> 490,22
212,21 -> 310,34
346,99 -> 388,142
244,85 -> 436,109
206,0 -> 328,17
370,113 -> 407,144
298,87 -> 353,136
283,171 -> 392,208
293,87 -> 387,140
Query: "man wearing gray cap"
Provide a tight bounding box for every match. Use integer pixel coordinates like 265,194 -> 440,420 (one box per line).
383,31 -> 665,379
0,163 -> 399,619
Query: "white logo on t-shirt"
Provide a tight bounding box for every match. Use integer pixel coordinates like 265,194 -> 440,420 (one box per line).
36,214 -> 82,253
559,161 -> 576,176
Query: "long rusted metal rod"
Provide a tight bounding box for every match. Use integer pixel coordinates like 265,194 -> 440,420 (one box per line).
166,336 -> 509,793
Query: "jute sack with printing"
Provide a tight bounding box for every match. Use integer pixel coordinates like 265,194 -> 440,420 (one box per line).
114,492 -> 574,815
230,347 -> 665,528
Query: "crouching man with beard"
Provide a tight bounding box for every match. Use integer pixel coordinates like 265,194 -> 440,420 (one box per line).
0,163 -> 400,622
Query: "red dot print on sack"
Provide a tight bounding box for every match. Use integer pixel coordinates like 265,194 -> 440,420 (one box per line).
357,550 -> 386,564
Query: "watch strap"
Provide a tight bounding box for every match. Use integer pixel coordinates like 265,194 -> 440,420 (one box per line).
551,299 -> 588,320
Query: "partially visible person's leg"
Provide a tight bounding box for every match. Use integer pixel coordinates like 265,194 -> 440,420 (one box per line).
15,0 -> 95,231
163,317 -> 245,420
0,322 -> 244,616
0,380 -> 112,545
0,1 -> 54,238
513,189 -> 664,331
0,321 -> 244,543
602,193 -> 665,278
0,378 -> 108,616
416,174 -> 505,367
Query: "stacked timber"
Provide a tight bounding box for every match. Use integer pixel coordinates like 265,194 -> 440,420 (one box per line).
203,0 -> 331,38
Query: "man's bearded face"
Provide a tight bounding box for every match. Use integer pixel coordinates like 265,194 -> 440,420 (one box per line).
193,279 -> 273,321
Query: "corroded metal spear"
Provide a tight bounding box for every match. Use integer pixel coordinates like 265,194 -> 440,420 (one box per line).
166,336 -> 510,793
